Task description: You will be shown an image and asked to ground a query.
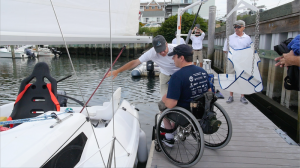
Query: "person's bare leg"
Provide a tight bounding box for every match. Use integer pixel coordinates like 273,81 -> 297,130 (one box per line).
163,118 -> 173,129
194,62 -> 197,65
230,92 -> 233,96
200,62 -> 203,68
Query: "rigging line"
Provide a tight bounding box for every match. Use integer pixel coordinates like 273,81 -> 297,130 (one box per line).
79,46 -> 125,114
48,0 -> 88,117
108,0 -> 116,167
48,0 -> 106,167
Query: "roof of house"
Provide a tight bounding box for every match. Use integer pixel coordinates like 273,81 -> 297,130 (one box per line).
140,2 -> 169,6
141,11 -> 165,17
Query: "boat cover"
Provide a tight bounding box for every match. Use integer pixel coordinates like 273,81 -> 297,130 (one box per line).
218,43 -> 263,94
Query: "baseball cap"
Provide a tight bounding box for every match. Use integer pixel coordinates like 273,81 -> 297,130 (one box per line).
233,20 -> 245,27
168,44 -> 193,57
153,35 -> 167,53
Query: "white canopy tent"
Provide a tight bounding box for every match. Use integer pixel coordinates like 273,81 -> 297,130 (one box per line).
0,0 -> 152,45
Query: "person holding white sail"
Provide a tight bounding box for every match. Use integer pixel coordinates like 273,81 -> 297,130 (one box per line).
106,35 -> 179,97
223,20 -> 252,104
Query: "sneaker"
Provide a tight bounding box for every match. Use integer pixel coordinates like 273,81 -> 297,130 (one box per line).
226,96 -> 234,104
160,134 -> 174,147
240,96 -> 248,104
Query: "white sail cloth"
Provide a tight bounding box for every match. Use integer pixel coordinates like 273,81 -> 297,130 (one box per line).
218,43 -> 263,94
0,0 -> 151,45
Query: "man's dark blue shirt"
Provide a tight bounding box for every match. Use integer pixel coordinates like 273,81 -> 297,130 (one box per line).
167,65 -> 211,110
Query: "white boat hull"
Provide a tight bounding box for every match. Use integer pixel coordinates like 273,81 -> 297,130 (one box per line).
0,100 -> 141,167
131,62 -> 160,77
0,51 -> 28,58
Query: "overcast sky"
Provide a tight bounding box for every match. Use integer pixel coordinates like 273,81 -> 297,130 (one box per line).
140,0 -> 294,19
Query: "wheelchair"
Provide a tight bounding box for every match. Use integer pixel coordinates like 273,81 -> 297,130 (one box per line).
152,92 -> 232,167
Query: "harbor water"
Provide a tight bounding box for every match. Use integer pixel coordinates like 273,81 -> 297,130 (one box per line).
0,55 -> 160,159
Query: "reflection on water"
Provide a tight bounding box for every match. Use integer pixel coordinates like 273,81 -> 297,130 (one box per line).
0,56 -> 161,106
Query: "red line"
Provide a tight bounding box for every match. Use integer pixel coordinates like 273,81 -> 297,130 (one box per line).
80,46 -> 126,113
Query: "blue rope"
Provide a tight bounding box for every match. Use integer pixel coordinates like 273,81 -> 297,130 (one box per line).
0,108 -> 74,126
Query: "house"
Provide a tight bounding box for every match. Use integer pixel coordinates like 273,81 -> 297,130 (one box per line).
140,0 -> 166,24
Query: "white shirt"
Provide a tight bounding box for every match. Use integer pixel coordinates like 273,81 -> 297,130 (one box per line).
190,32 -> 205,50
139,44 -> 180,76
223,33 -> 252,52
172,38 -> 185,45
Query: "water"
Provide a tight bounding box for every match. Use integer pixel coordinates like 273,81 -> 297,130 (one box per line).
0,55 -> 161,158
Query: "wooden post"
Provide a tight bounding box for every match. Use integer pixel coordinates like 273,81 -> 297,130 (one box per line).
227,0 -> 237,36
10,45 -> 15,59
258,58 -> 269,93
297,92 -> 300,143
208,6 -> 216,64
35,45 -> 39,58
266,59 -> 284,101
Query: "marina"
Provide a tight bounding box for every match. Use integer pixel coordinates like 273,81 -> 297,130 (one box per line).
0,0 -> 299,167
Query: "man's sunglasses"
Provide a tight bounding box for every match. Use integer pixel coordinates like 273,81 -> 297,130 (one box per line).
234,25 -> 242,29
195,32 -> 200,34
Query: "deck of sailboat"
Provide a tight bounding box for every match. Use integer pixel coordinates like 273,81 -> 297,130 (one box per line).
146,70 -> 300,168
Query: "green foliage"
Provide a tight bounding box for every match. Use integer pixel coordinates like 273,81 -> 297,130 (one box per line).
237,14 -> 251,20
138,26 -> 160,36
156,13 -> 208,43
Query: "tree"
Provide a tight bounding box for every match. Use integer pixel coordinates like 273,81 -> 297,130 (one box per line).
237,14 -> 250,20
156,13 -> 208,43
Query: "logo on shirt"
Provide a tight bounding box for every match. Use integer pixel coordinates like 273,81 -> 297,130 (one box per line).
156,41 -> 161,46
198,89 -> 202,93
192,91 -> 197,95
189,76 -> 193,82
194,76 -> 203,81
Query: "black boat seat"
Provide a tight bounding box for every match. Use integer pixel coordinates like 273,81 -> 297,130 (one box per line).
8,62 -> 60,126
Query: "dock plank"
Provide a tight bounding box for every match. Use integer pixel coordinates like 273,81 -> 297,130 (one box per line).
148,70 -> 300,168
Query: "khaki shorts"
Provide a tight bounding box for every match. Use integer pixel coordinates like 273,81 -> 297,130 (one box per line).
226,59 -> 235,74
159,73 -> 171,97
193,50 -> 203,63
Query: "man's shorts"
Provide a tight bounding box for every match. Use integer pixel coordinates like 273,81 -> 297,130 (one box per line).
193,50 -> 203,63
159,73 -> 171,97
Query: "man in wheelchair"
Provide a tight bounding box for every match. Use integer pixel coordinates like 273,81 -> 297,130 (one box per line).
158,44 -> 212,147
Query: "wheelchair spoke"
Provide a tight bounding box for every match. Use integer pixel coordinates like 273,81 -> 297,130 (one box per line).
209,134 -> 216,144
176,142 -> 183,163
217,114 -> 224,120
215,132 -> 222,142
184,138 -> 199,151
219,127 -> 228,131
216,131 -> 227,139
178,140 -> 191,161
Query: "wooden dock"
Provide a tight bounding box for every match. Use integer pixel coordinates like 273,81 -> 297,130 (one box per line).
146,71 -> 300,168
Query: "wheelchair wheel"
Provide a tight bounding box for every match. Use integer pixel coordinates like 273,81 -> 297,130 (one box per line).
203,102 -> 232,149
156,107 -> 204,167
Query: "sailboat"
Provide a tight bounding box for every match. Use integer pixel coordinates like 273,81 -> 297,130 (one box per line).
0,0 -> 152,167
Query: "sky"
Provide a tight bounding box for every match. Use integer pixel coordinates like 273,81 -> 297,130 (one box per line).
140,0 -> 294,19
